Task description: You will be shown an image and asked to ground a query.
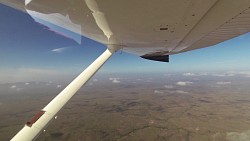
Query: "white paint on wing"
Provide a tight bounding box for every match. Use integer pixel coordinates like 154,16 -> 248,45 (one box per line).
85,0 -> 113,40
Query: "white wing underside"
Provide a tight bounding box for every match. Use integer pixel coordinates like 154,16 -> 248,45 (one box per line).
1,0 -> 250,57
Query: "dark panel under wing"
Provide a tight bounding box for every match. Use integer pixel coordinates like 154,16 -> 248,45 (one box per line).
141,55 -> 169,62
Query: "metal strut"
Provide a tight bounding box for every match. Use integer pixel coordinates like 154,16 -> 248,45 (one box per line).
11,48 -> 115,141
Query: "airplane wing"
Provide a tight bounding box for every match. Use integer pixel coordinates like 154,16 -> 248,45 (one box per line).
2,0 -> 250,62
1,1 -> 250,141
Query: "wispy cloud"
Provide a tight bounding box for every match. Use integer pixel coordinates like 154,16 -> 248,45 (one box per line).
176,81 -> 193,86
57,85 -> 62,88
212,74 -> 234,77
51,47 -> 70,53
238,71 -> 250,77
10,85 -> 16,89
45,81 -> 53,86
211,71 -> 238,77
183,73 -> 196,76
191,71 -> 250,78
112,79 -> 120,83
169,90 -> 189,94
109,77 -> 121,83
164,85 -> 174,89
87,78 -> 98,86
183,72 -> 209,77
216,81 -> 231,85
154,90 -> 164,94
25,82 -> 30,85
10,85 -> 22,91
175,90 -> 189,94
199,72 -> 208,76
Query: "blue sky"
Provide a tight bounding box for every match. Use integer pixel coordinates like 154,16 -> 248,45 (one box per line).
0,4 -> 250,83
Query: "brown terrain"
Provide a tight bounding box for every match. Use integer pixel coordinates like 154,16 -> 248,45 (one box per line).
1,73 -> 250,141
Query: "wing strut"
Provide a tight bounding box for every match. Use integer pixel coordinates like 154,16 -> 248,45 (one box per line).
11,48 -> 116,141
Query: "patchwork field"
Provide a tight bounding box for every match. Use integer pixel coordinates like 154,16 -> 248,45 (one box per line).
1,73 -> 250,141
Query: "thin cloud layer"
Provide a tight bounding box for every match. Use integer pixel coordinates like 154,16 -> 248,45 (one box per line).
154,90 -> 164,94
51,47 -> 69,53
238,71 -> 250,77
51,48 -> 64,53
181,71 -> 250,78
164,85 -> 174,89
212,73 -> 235,77
25,82 -> 30,85
175,90 -> 189,94
183,73 -> 196,76
10,85 -> 16,89
211,71 -> 250,77
169,90 -> 189,94
176,81 -> 193,86
216,81 -> 231,85
10,85 -> 22,91
109,78 -> 121,83
182,72 -> 209,77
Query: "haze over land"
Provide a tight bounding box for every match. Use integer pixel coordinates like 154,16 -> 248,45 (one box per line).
1,71 -> 250,141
